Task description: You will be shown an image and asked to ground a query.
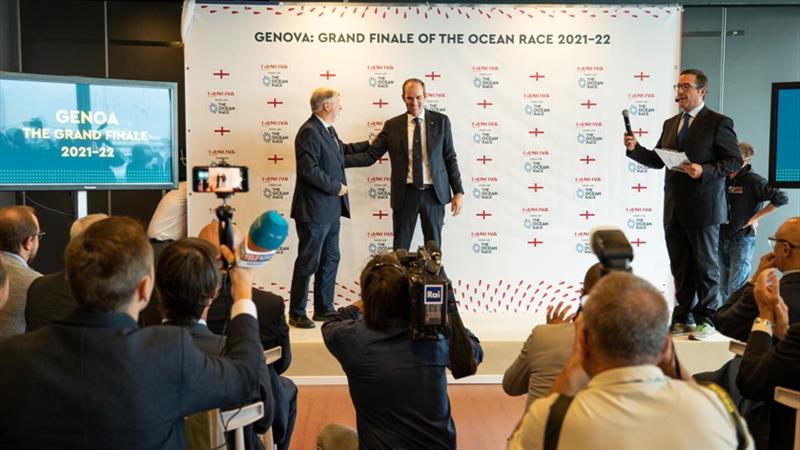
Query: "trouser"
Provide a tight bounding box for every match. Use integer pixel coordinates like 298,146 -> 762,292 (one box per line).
289,221 -> 340,317
393,184 -> 445,251
665,222 -> 721,325
718,235 -> 756,302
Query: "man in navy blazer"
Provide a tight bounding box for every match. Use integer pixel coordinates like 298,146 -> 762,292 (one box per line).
345,78 -> 464,251
625,68 -> 742,336
289,87 -> 369,328
0,216 -> 263,449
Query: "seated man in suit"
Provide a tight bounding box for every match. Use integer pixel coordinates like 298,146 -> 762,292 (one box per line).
738,267 -> 800,450
156,238 -> 274,450
0,216 -> 263,448
502,263 -> 602,409
198,221 -> 297,450
0,205 -> 43,338
715,216 -> 800,341
25,213 -> 107,331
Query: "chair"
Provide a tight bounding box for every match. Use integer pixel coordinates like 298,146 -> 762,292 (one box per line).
774,386 -> 800,450
186,346 -> 282,450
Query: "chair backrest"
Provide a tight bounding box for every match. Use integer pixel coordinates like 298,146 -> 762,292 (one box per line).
774,386 -> 800,450
185,346 -> 282,450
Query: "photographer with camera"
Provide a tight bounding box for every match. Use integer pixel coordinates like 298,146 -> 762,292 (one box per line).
319,251 -> 483,450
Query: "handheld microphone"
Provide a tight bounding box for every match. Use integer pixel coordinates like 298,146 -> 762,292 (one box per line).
622,109 -> 633,135
238,210 -> 289,268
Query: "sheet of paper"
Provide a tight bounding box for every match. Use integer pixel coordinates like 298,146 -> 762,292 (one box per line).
655,148 -> 690,170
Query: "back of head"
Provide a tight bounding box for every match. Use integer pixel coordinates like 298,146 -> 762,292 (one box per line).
69,213 -> 109,241
583,272 -> 669,366
156,238 -> 220,325
65,216 -> 152,312
738,142 -> 755,160
0,205 -> 37,254
310,87 -> 339,113
360,253 -> 410,330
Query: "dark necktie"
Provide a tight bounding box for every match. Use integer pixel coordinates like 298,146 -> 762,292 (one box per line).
328,126 -> 340,150
411,118 -> 423,188
676,113 -> 690,147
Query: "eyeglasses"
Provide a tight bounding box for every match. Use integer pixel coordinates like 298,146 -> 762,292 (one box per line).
673,83 -> 699,91
35,231 -> 46,240
768,236 -> 799,249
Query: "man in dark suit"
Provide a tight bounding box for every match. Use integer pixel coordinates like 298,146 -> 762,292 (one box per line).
199,221 -> 298,450
289,87 -> 369,328
738,266 -> 800,450
346,78 -> 464,251
25,213 -> 107,331
624,68 -> 742,336
156,238 -> 273,450
0,217 -> 263,449
715,217 -> 800,341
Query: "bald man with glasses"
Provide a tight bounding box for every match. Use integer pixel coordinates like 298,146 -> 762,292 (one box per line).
624,68 -> 742,339
715,217 -> 800,341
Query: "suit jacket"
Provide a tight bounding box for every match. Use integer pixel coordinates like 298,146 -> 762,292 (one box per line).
345,109 -> 464,209
207,277 -> 292,374
0,308 -> 262,449
715,272 -> 800,341
25,271 -> 77,332
183,322 -> 274,450
626,106 -> 741,226
290,115 -> 369,223
738,323 -> 800,450
0,251 -> 41,338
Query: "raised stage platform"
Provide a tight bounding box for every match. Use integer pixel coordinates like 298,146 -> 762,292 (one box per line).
283,312 -> 737,384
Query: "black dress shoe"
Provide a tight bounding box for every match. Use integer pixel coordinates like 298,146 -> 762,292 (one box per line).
289,314 -> 315,329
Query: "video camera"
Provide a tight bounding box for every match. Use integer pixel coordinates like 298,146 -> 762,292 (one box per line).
395,241 -> 451,341
590,226 -> 634,274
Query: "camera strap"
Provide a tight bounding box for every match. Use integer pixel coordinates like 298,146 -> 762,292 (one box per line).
543,394 -> 574,450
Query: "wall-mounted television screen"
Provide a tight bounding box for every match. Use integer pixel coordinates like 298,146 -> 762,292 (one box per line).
769,81 -> 800,188
0,72 -> 178,190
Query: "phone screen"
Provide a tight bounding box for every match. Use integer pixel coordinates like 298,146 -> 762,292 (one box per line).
192,166 -> 249,193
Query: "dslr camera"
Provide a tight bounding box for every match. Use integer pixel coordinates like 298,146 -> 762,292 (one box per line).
590,227 -> 634,274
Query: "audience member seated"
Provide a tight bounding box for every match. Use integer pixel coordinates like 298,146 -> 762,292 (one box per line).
715,216 -> 800,341
318,252 -> 484,450
503,263 -> 602,409
0,216 -> 263,448
156,238 -> 274,450
25,213 -> 107,331
197,221 -> 297,450
0,205 -> 43,338
508,272 -> 753,449
738,260 -> 800,450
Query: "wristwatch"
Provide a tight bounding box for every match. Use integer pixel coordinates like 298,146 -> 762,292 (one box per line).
752,317 -> 774,335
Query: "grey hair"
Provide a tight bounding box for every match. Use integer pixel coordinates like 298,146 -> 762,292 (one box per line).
70,213 -> 109,240
310,87 -> 339,113
583,272 -> 669,365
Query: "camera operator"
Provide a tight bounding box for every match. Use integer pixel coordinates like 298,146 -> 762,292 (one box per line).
319,252 -> 483,450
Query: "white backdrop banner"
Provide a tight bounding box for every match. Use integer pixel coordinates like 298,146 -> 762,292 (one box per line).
183,2 -> 681,318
